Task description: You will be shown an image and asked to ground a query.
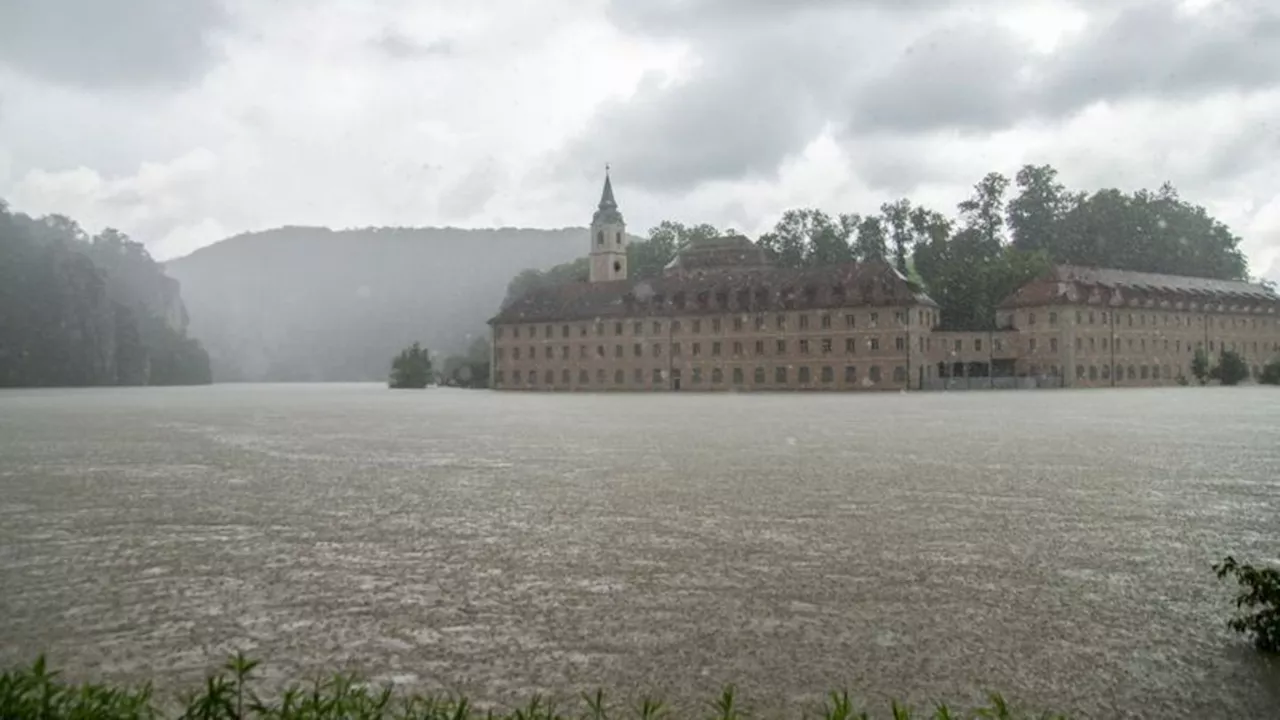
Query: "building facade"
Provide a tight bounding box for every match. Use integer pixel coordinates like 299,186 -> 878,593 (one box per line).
489,174 -> 1280,392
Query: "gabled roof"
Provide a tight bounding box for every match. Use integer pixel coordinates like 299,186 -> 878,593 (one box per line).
998,265 -> 1279,309
490,259 -> 936,325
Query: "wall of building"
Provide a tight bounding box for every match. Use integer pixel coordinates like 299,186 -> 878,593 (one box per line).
492,305 -> 934,391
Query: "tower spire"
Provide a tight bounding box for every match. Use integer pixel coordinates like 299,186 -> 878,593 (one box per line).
599,164 -> 616,210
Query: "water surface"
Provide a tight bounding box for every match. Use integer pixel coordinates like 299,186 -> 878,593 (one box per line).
1,385 -> 1278,717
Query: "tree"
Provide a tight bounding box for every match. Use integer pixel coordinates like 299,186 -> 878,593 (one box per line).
1191,348 -> 1210,385
1211,349 -> 1249,386
1261,359 -> 1280,386
881,199 -> 913,275
389,342 -> 433,389
1214,556 -> 1280,652
958,171 -> 1009,249
1007,164 -> 1071,253
439,336 -> 491,388
852,215 -> 887,262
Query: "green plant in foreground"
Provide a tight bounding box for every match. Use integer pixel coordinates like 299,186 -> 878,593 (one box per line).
1214,556 -> 1280,652
0,655 -> 1069,720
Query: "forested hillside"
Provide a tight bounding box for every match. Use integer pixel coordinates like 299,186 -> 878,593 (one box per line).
0,202 -> 211,387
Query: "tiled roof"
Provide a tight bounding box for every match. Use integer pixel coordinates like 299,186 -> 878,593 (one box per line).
998,265 -> 1279,308
490,259 -> 936,324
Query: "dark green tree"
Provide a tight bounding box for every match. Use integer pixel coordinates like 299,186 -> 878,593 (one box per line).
880,199 -> 913,275
1191,348 -> 1211,385
1007,164 -> 1072,253
852,215 -> 887,262
1214,556 -> 1280,652
1211,349 -> 1249,386
1261,359 -> 1280,386
389,342 -> 433,389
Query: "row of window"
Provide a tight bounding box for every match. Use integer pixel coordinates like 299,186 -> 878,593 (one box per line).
1076,364 -> 1180,381
498,335 -> 909,361
1013,309 -> 1277,329
498,311 -> 922,341
1071,337 -> 1278,354
495,364 -> 907,387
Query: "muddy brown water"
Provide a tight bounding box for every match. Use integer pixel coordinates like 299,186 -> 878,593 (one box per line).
1,385 -> 1278,717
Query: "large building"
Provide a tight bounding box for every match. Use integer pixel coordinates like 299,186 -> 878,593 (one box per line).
489,174 -> 1280,391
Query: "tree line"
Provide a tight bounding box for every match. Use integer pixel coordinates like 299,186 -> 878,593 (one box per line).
505,164 -> 1255,330
0,201 -> 212,387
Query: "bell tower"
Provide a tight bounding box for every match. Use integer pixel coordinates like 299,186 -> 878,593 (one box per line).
589,167 -> 628,283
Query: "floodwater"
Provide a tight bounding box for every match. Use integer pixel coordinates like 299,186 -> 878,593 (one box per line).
1,385 -> 1278,718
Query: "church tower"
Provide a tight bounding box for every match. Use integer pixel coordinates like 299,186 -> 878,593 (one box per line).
589,168 -> 628,283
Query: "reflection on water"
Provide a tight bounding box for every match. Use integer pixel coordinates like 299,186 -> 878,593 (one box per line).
1,385 -> 1278,716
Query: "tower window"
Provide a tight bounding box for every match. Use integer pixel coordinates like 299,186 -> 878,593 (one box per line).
613,261 -> 622,273
596,231 -> 604,246
615,231 -> 622,245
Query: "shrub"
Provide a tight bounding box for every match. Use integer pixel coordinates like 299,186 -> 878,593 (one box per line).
1261,359 -> 1280,386
389,342 -> 433,389
0,655 -> 1069,720
1210,350 -> 1249,386
1190,348 -> 1210,385
1214,556 -> 1280,652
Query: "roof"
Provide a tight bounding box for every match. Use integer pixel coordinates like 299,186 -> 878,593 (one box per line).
663,234 -> 769,274
592,171 -> 623,225
998,265 -> 1279,309
490,259 -> 937,325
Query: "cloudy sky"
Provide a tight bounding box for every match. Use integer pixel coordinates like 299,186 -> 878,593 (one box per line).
1,0 -> 1277,279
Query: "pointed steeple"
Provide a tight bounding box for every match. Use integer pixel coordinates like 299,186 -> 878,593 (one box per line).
599,166 -> 617,210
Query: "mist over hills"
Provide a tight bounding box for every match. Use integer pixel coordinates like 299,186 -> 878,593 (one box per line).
165,225 -> 586,382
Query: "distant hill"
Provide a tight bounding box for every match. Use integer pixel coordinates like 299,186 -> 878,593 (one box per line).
165,225 -> 586,382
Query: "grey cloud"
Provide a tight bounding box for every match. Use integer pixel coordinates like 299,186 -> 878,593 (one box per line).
1034,0 -> 1280,114
439,162 -> 504,220
0,0 -> 228,88
372,30 -> 453,61
848,23 -> 1032,133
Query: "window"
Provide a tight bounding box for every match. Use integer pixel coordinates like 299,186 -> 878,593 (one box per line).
1076,311 -> 1082,324
496,326 -> 505,339
513,326 -> 520,339
673,320 -> 683,333
692,319 -> 701,333
692,368 -> 703,384
754,367 -> 766,384
754,315 -> 766,331
1076,365 -> 1085,379
994,338 -> 1003,351
653,343 -> 662,357
580,325 -> 588,337
1101,337 -> 1108,350
823,366 -> 835,383
869,366 -> 882,383
712,367 -> 723,384
1049,312 -> 1058,326
1050,338 -> 1058,352
775,367 -> 787,383
1029,338 -> 1037,351
974,338 -> 983,352
777,314 -> 787,330
614,322 -> 623,335
1076,337 -> 1083,351
712,341 -> 722,356
615,369 -> 624,385
1128,365 -> 1136,380
892,366 -> 906,383
845,314 -> 856,329
579,345 -> 587,359
653,321 -> 662,334
755,340 -> 765,355
595,323 -> 604,336
1029,312 -> 1036,325
732,367 -> 744,384
653,368 -> 663,383
513,347 -> 521,360
562,369 -> 571,385
545,325 -> 553,338
559,346 -> 568,360
822,338 -> 833,354
799,315 -> 810,330
895,311 -> 906,326
615,345 -> 623,358
597,369 -> 606,384
870,312 -> 879,326
733,341 -> 744,355
1141,339 -> 1146,351
634,368 -> 643,384
954,339 -> 962,351
1101,365 -> 1110,380
844,365 -> 857,383
733,317 -> 744,331
693,342 -> 701,356
800,339 -> 811,355
798,366 -> 811,383
560,325 -> 569,338
596,230 -> 604,246
597,345 -> 605,358
821,314 -> 832,329
777,339 -> 787,354
513,370 -> 522,384
895,336 -> 905,351
712,318 -> 722,332
634,321 -> 642,335
869,338 -> 880,351
634,343 -> 642,357
673,342 -> 682,356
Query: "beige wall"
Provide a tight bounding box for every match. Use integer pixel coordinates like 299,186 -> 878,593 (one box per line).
492,305 -> 935,391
